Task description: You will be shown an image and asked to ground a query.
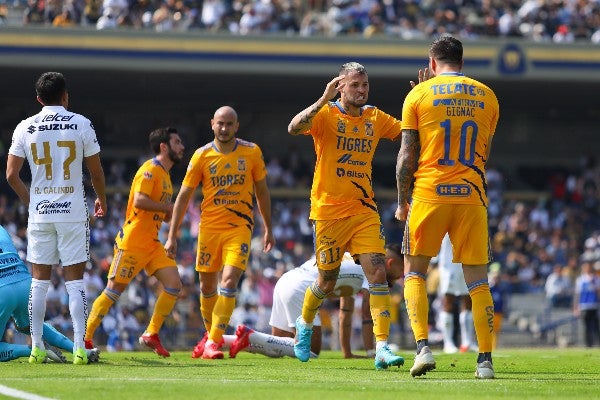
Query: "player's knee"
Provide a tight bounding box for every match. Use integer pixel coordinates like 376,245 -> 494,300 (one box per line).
164,286 -> 181,297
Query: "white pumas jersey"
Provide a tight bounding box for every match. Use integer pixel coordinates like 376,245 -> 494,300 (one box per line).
297,252 -> 368,297
9,105 -> 100,223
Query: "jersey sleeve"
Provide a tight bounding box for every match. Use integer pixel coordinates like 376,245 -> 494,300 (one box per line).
133,164 -> 157,197
377,109 -> 402,140
401,87 -> 421,131
305,106 -> 326,137
252,145 -> 267,182
81,117 -> 101,157
182,149 -> 204,189
8,121 -> 27,158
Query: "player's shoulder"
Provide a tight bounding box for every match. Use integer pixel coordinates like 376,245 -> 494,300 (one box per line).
194,142 -> 215,156
236,139 -> 263,155
135,159 -> 158,178
236,138 -> 258,149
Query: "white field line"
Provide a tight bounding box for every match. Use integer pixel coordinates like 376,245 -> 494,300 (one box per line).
0,384 -> 56,400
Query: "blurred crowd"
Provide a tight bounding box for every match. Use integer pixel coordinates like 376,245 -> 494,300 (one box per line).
2,0 -> 600,43
1,150 -> 600,350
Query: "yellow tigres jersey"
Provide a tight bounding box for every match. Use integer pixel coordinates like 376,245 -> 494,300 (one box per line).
402,72 -> 499,206
183,138 -> 267,231
116,158 -> 173,250
303,101 -> 401,220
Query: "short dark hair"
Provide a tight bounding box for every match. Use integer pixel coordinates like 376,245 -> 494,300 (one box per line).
35,72 -> 66,105
339,61 -> 367,76
429,35 -> 463,66
384,243 -> 403,257
149,127 -> 178,154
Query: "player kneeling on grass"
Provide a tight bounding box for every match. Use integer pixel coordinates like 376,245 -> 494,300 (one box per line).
226,245 -> 404,359
0,225 -> 99,364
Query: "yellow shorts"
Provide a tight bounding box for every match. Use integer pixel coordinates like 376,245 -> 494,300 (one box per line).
313,212 -> 385,271
402,200 -> 490,265
196,227 -> 251,273
108,244 -> 176,285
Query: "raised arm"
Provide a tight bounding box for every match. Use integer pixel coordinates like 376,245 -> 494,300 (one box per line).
254,178 -> 274,253
287,75 -> 345,136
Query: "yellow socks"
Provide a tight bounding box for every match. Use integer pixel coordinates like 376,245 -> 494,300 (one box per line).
301,282 -> 326,324
85,288 -> 119,341
369,283 -> 392,342
470,284 -> 495,353
200,291 -> 218,333
146,288 -> 179,335
404,273 -> 429,341
210,288 -> 236,342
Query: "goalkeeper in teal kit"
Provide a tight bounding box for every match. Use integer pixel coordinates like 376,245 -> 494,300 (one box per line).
0,224 -> 98,363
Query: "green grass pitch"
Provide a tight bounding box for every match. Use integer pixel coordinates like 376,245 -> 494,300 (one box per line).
0,348 -> 598,400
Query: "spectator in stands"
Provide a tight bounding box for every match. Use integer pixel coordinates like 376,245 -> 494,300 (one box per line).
573,260 -> 600,347
544,264 -> 573,308
23,0 -> 46,24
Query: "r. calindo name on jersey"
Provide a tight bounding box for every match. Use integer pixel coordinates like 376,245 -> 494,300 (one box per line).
9,105 -> 100,223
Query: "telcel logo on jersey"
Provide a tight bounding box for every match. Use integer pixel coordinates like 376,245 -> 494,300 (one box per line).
337,153 -> 367,166
436,184 -> 471,197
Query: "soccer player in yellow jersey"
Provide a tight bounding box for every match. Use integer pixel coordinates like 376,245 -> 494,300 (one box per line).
165,106 -> 274,360
287,61 -> 405,370
85,127 -> 185,358
395,36 -> 500,379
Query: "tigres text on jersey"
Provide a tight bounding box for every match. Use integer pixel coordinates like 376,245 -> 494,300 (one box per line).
303,100 -> 401,220
182,138 -> 267,232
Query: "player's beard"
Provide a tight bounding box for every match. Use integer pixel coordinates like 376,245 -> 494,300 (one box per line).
342,94 -> 367,109
348,95 -> 367,108
168,147 -> 183,164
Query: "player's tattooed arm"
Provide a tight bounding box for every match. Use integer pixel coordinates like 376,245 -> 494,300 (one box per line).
288,75 -> 345,136
288,100 -> 324,135
396,129 -> 420,209
369,253 -> 386,267
322,267 -> 340,283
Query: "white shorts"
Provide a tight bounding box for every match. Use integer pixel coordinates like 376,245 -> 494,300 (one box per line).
437,234 -> 468,296
27,221 -> 90,266
269,268 -> 321,332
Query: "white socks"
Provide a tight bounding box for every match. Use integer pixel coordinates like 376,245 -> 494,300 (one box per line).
459,310 -> 475,348
65,279 -> 88,351
439,310 -> 456,349
29,278 -> 50,349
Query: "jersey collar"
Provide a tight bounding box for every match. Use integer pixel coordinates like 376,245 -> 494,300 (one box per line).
438,72 -> 465,76
152,157 -> 166,171
211,138 -> 238,154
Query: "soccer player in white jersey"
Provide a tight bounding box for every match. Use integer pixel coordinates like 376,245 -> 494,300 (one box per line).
437,233 -> 476,353
6,72 -> 107,365
227,244 -> 404,359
